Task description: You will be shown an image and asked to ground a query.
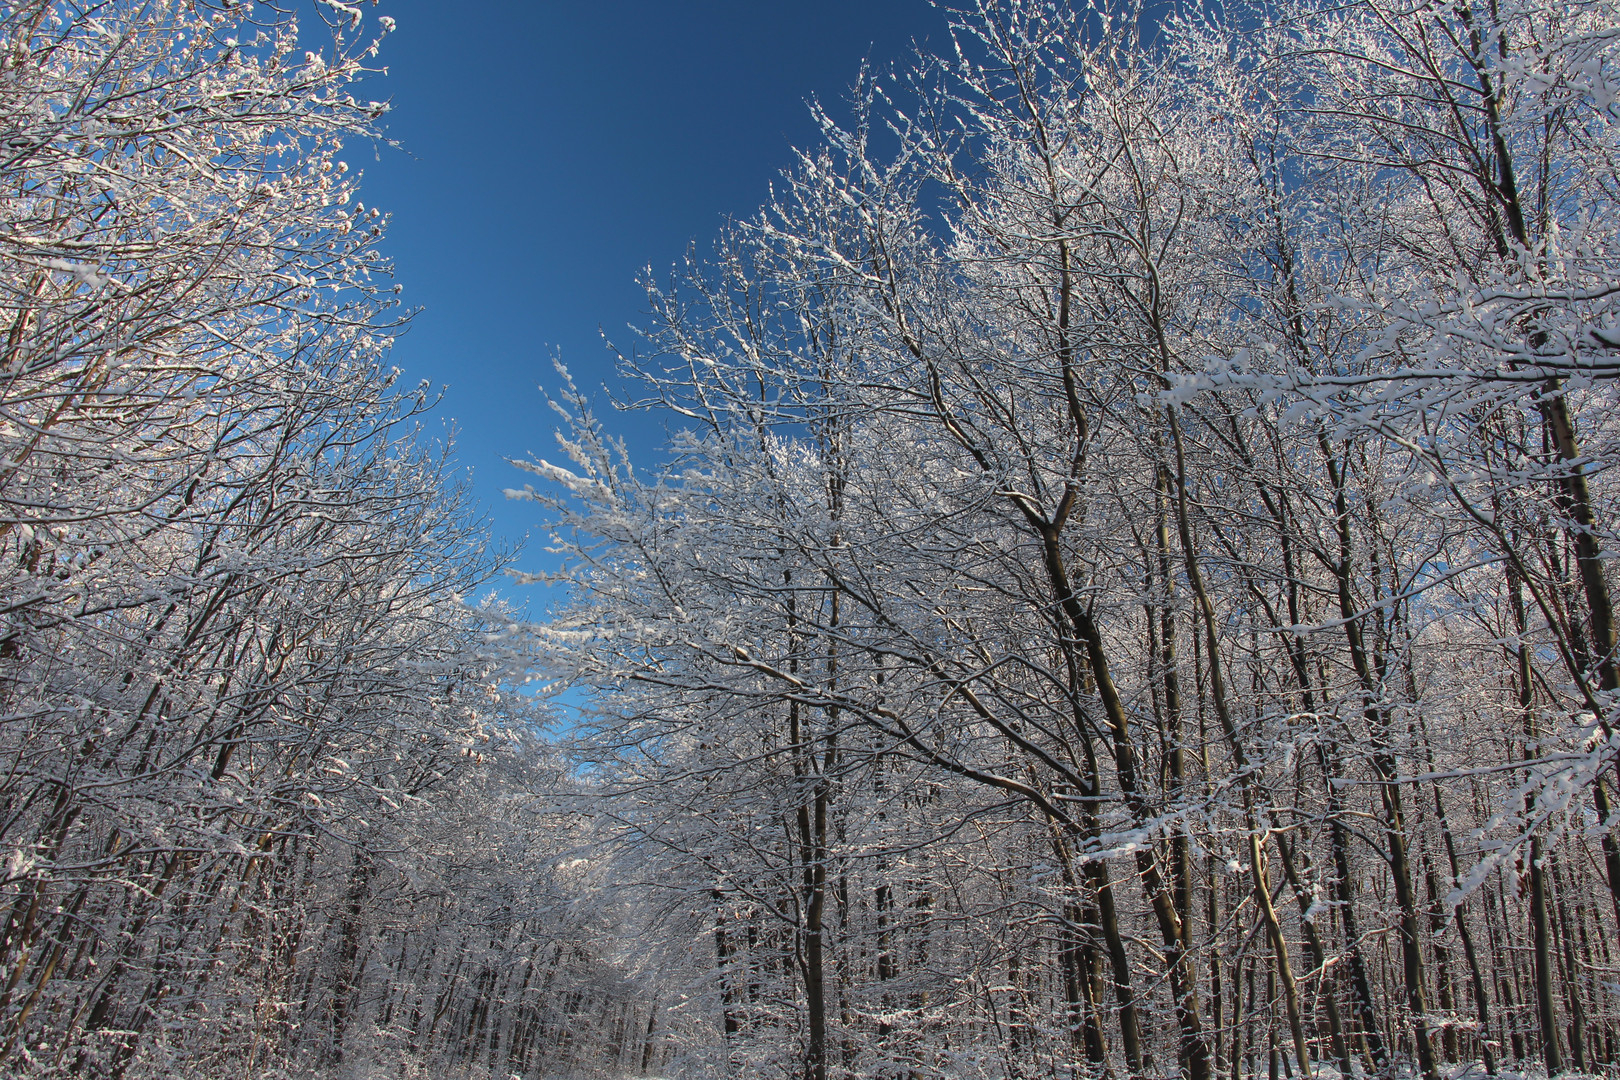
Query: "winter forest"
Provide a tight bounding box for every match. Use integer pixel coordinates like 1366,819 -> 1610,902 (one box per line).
3,0 -> 1620,1078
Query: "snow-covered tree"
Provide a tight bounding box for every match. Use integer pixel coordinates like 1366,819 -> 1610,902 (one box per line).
0,5 -> 651,1077
524,1 -> 1620,1078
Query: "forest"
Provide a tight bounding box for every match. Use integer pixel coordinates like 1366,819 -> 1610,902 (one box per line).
1,0 -> 1619,1078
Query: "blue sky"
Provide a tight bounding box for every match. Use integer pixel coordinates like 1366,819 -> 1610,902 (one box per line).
357,1 -> 941,595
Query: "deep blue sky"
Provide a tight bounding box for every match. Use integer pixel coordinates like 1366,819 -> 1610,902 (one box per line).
357,1 -> 942,588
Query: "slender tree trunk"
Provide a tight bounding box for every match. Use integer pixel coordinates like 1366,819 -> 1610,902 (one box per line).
1318,435 -> 1438,1080
1166,416 -> 1307,1079
1275,833 -> 1353,1077
1548,857 -> 1588,1072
